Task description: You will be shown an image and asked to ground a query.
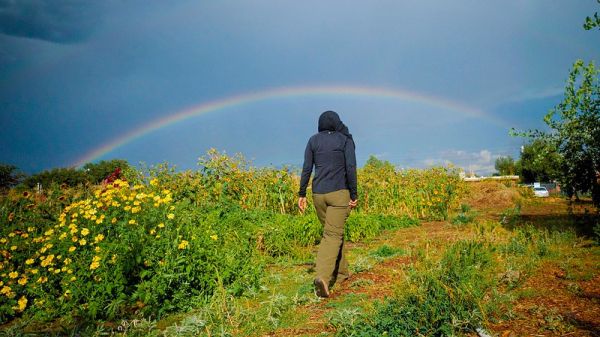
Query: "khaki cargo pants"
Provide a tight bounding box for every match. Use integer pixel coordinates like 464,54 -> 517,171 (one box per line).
313,189 -> 350,288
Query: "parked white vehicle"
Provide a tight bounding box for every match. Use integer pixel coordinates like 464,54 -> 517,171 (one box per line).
533,186 -> 549,197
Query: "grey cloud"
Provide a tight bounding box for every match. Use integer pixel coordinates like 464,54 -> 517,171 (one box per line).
0,0 -> 107,43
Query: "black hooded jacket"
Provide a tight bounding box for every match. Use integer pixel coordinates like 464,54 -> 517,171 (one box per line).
299,111 -> 358,200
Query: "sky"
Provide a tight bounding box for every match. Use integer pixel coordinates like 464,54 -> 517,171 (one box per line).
1,1 -> 599,175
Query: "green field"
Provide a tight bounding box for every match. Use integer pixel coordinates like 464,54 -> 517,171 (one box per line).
1,152 -> 598,336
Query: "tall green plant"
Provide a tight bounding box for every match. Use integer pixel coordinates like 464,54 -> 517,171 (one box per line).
515,61 -> 599,205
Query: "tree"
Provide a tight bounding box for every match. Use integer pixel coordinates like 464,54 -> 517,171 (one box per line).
517,61 -> 599,204
82,159 -> 130,184
364,155 -> 394,170
494,156 -> 516,176
22,167 -> 88,189
583,0 -> 600,30
515,139 -> 561,184
0,164 -> 25,191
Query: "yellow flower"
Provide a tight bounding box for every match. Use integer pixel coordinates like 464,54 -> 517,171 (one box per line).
177,240 -> 189,250
169,205 -> 175,211
10,246 -> 17,251
167,213 -> 175,220
0,238 -> 6,244
79,239 -> 87,246
94,234 -> 104,243
0,286 -> 11,295
59,233 -> 67,240
124,206 -> 131,211
128,219 -> 136,225
37,276 -> 48,284
40,255 -> 54,267
90,256 -> 101,270
133,200 -> 141,206
44,229 -> 54,236
70,276 -> 76,282
158,223 -> 165,228
9,271 -> 18,279
150,178 -> 159,186
149,229 -> 156,235
72,236 -> 78,242
16,296 -> 27,312
18,277 -> 27,285
68,246 -> 76,252
30,269 -> 38,274
25,259 -> 34,265
111,217 -> 117,224
94,246 -> 101,252
210,235 -> 218,241
81,228 -> 90,236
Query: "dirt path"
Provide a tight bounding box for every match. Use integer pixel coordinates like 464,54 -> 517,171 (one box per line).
265,187 -> 599,337
266,221 -> 476,336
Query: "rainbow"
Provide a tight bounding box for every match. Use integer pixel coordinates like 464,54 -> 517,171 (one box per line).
73,85 -> 503,167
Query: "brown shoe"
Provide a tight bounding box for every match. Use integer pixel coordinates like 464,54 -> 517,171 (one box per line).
314,278 -> 330,298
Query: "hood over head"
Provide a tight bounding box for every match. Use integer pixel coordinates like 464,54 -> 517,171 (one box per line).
318,110 -> 355,146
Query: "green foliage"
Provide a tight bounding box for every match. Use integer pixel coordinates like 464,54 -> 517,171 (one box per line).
451,212 -> 475,225
494,156 -> 516,176
451,203 -> 476,225
346,240 -> 495,336
0,164 -> 25,192
345,214 -> 419,243
359,164 -> 465,220
583,0 -> 600,30
544,60 -> 599,203
0,180 -> 262,324
0,149 -> 462,329
514,61 -> 599,204
22,167 -> 88,189
82,159 -> 130,184
364,155 -> 395,170
515,139 -> 561,184
371,244 -> 403,258
594,220 -> 600,244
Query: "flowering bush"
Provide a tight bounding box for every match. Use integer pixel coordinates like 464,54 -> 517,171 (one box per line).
0,179 -> 261,322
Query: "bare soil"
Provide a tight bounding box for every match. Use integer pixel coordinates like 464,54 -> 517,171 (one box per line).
269,183 -> 600,337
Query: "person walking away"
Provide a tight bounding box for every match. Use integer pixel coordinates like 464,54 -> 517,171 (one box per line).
298,110 -> 358,298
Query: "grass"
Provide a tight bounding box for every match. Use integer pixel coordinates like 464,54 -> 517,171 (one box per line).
4,179 -> 598,336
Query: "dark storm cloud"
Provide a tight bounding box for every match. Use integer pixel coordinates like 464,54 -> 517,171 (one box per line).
0,0 -> 106,43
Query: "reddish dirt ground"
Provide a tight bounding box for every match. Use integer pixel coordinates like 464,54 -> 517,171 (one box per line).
271,182 -> 599,337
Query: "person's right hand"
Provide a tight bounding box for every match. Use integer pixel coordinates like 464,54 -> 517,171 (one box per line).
349,199 -> 358,209
298,197 -> 307,214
